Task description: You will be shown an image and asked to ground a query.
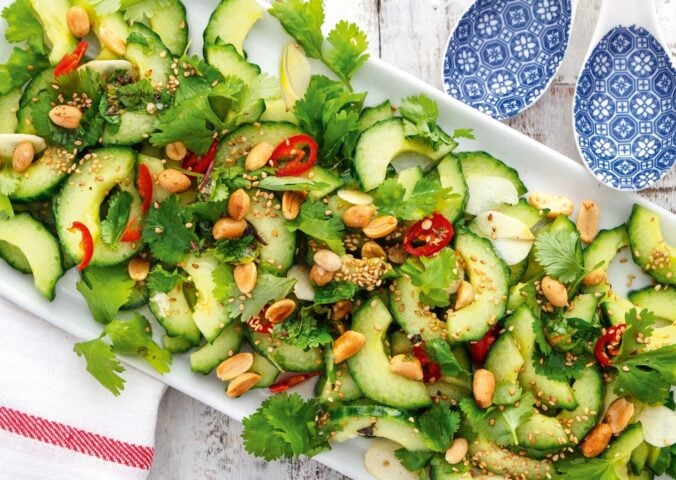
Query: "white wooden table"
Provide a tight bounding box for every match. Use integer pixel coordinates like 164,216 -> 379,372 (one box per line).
149,1 -> 675,478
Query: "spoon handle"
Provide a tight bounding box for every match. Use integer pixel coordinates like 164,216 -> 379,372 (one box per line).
592,0 -> 663,45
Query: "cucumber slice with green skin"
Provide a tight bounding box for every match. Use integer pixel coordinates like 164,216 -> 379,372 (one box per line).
389,330 -> 414,356
203,0 -> 262,55
141,0 -> 188,56
54,147 -> 143,266
325,405 -> 431,451
456,150 -> 527,196
358,101 -> 394,131
447,230 -> 509,342
566,293 -> 600,322
162,334 -> 194,354
628,204 -> 675,285
429,455 -> 472,480
506,306 -> 577,409
249,352 -> 279,388
426,378 -> 472,405
0,89 -> 21,134
437,154 -> 468,223
102,111 -> 157,146
121,280 -> 148,310
485,333 -> 524,405
508,260 -> 528,286
354,118 -> 456,191
16,69 -> 54,135
522,215 -> 581,282
397,166 -> 423,199
516,413 -> 569,450
260,99 -> 296,124
217,122 -> 304,162
138,154 -> 173,204
0,240 -> 32,273
628,286 -> 676,323
28,0 -> 77,65
468,440 -> 552,480
601,291 -> 636,326
545,293 -> 600,353
205,43 -> 261,83
603,423 -> 644,480
348,296 -> 431,409
304,166 -> 343,201
556,365 -> 603,443
247,330 -> 323,372
182,252 -> 232,342
125,23 -> 172,86
0,213 -> 63,300
190,321 -> 244,375
148,283 -> 201,345
390,276 -> 446,342
246,192 -> 295,275
495,199 -> 543,229
646,445 -> 670,475
583,224 -> 629,279
507,281 -> 539,314
4,147 -> 75,203
316,349 -> 363,405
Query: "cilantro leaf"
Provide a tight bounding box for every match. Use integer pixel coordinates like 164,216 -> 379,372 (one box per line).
534,230 -> 584,284
394,449 -> 434,471
146,265 -> 185,293
399,94 -> 456,149
231,273 -> 296,322
212,262 -> 237,304
269,0 -> 324,59
460,393 -> 535,446
224,73 -> 279,129
0,171 -> 18,196
400,249 -> 458,307
313,282 -> 358,305
213,235 -> 257,263
0,194 -> 14,220
114,78 -> 170,112
189,200 -> 228,223
143,196 -> 198,263
2,0 -> 48,55
272,306 -> 332,351
77,266 -> 135,324
242,392 -> 328,460
425,339 -> 469,378
289,201 -> 345,255
0,47 -> 49,96
372,175 -> 456,221
101,191 -> 133,246
324,20 -> 369,85
553,457 -> 620,480
614,308 -> 655,360
452,128 -> 475,140
104,313 -> 172,374
419,404 -> 460,452
73,337 -> 126,396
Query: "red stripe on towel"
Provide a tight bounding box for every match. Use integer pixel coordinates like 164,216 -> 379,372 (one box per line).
0,406 -> 154,469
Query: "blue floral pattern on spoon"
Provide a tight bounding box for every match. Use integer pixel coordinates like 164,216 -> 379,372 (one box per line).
574,26 -> 675,191
443,0 -> 573,120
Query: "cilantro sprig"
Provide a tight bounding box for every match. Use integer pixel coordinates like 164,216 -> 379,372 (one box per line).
534,229 -> 594,284
372,175 -> 457,221
399,94 -> 471,149
400,248 -> 459,307
460,393 -> 535,446
142,196 -> 199,263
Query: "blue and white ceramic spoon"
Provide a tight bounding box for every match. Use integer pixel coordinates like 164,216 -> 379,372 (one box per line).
573,0 -> 675,191
442,0 -> 576,120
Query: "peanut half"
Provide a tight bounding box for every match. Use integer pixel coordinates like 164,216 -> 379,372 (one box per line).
227,189 -> 250,220
361,241 -> 386,259
12,141 -> 35,173
216,352 -> 254,382
234,262 -> 257,294
528,192 -> 574,218
473,369 -> 496,408
581,424 -> 612,457
265,299 -> 296,324
363,215 -> 398,239
49,105 -> 83,129
333,330 -> 366,364
99,24 -> 127,56
389,354 -> 423,381
342,205 -> 374,228
577,200 -> 600,243
244,142 -> 274,171
226,372 -> 261,398
310,264 -> 333,286
454,281 -> 474,310
444,437 -> 468,465
212,217 -> 247,240
605,397 -> 635,435
282,190 -> 306,220
67,6 -> 90,38
541,276 -> 568,308
314,249 -> 342,273
158,169 -> 191,193
128,256 -> 150,282
165,141 -> 187,161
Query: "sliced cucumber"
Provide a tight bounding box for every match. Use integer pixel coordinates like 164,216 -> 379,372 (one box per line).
249,352 -> 279,388
246,191 -> 295,275
203,0 -> 263,55
325,404 -> 430,451
427,377 -> 472,405
628,204 -> 675,285
141,0 -> 189,56
516,413 -> 569,450
0,240 -> 31,273
358,101 -> 393,131
205,42 -> 260,83
54,147 -> 142,266
603,423 -> 644,479
138,154 -> 172,204
247,330 -> 323,372
437,154 -> 468,223
148,283 -> 201,345
601,290 -> 635,326
0,213 -> 63,300
0,89 -> 21,134
347,296 -> 431,409
456,151 -> 527,196
16,69 -> 54,135
304,166 -> 343,201
447,230 -> 509,342
162,334 -> 194,353
102,111 -> 157,145
556,365 -> 603,444
396,166 -> 422,199
485,333 -> 523,405
190,321 -> 243,375
29,0 -> 77,64
316,348 -> 363,404
495,199 -> 544,229
4,147 -> 74,203
468,440 -> 551,480
122,280 -> 148,310
628,286 -> 676,323
259,98 -> 296,124
583,224 -> 629,283
390,276 -> 446,342
217,122 -> 304,162
125,23 -> 172,86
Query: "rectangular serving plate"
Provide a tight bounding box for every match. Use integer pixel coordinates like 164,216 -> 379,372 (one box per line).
0,2 -> 673,479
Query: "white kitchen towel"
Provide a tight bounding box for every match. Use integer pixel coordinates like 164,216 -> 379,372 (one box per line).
0,296 -> 166,480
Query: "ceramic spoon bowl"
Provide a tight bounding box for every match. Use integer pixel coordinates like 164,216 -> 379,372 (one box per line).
573,0 -> 675,191
442,0 -> 576,120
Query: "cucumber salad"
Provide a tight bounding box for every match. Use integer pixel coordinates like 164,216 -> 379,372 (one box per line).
0,0 -> 675,478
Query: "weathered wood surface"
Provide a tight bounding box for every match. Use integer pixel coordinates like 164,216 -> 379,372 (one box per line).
149,1 -> 675,478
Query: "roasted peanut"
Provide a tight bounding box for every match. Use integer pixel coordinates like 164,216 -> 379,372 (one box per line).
314,249 -> 342,272
528,192 -> 574,218
99,24 -> 127,56
49,105 -> 83,129
332,299 -> 353,321
216,352 -> 255,382
333,330 -> 366,364
342,204 -> 374,228
227,189 -> 250,220
363,215 -> 397,239
165,141 -> 187,161
605,397 -> 635,435
226,372 -> 261,397
212,217 -> 247,240
361,241 -> 386,259
265,299 -> 296,324
310,263 -> 333,286
244,142 -> 274,170
127,256 -> 150,282
234,262 -> 257,294
158,168 -> 191,193
444,437 -> 468,465
583,267 -> 606,286
12,141 -> 35,173
577,200 -> 600,243
473,369 -> 496,408
389,354 -> 423,381
454,281 -> 474,310
282,190 -> 305,220
541,276 -> 568,308
67,6 -> 90,38
581,424 -> 612,457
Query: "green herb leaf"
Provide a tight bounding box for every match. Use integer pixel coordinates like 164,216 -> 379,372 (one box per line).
0,47 -> 50,96
419,404 -> 461,452
399,94 -> 455,149
142,196 -> 198,263
257,176 -> 318,192
460,393 -> 535,446
289,201 -> 345,255
101,191 -> 133,246
272,306 -> 332,351
146,265 -> 185,293
534,230 -> 584,284
104,313 -> 172,374
394,449 -> 434,471
425,339 -> 468,378
73,337 -> 126,396
76,266 -> 135,324
2,0 -> 48,55
324,20 -> 369,84
269,0 -> 324,59
553,457 -> 620,480
400,249 -> 458,308
313,282 -> 358,305
231,273 -> 296,322
213,235 -> 257,264
372,175 -> 456,221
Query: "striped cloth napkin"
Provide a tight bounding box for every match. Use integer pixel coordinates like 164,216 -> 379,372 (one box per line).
0,296 -> 166,480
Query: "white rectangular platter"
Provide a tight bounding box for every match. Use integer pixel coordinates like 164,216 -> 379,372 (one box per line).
0,1 -> 674,479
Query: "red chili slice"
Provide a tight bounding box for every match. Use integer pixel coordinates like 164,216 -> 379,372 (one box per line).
183,139 -> 220,175
137,164 -> 153,213
469,324 -> 501,365
403,212 -> 454,257
270,134 -> 318,177
120,219 -> 142,243
247,306 -> 273,334
69,221 -> 94,271
269,372 -> 320,394
595,324 -> 627,367
412,344 -> 442,383
54,41 -> 88,77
